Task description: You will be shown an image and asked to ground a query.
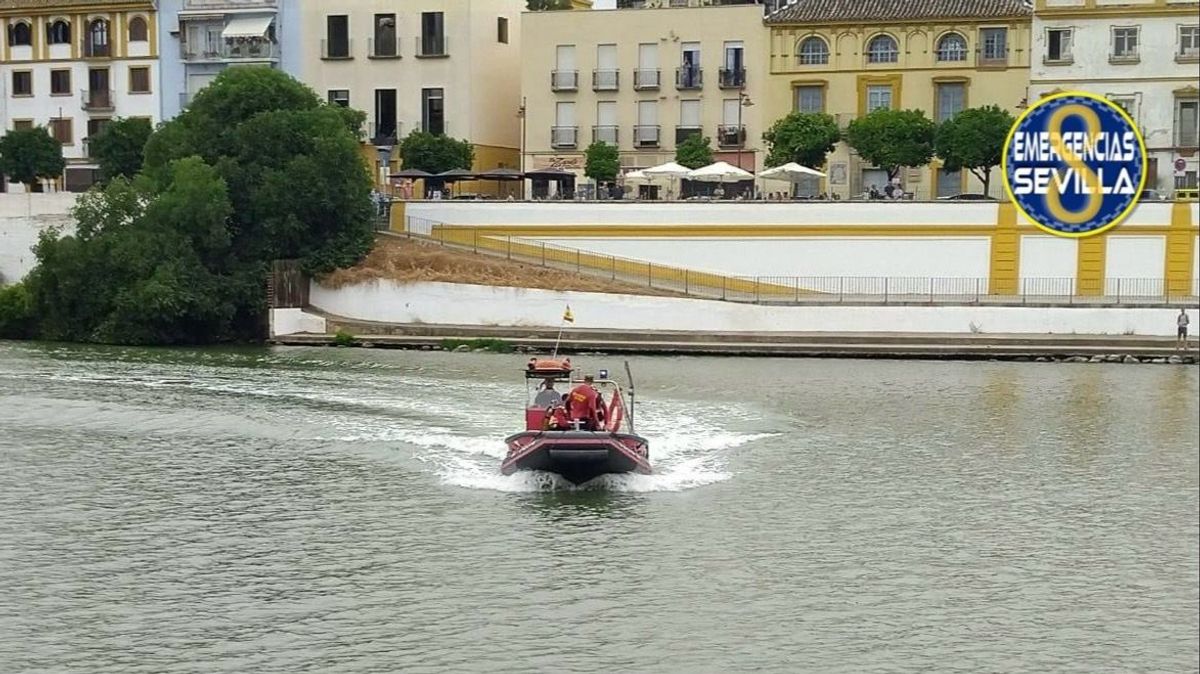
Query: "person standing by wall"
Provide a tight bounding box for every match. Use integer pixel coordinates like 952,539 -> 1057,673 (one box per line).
1177,308 -> 1191,350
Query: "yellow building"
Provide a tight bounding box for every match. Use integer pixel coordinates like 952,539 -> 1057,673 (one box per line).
764,0 -> 1032,200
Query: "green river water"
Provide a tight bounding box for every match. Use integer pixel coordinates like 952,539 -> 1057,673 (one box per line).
1,341 -> 1197,673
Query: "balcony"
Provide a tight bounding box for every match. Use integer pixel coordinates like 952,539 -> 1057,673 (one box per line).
634,69 -> 660,90
81,89 -> 114,112
416,35 -> 448,58
977,49 -> 1008,68
551,70 -> 578,91
675,125 -> 701,145
718,67 -> 746,89
369,37 -> 401,59
321,38 -> 353,60
717,124 -> 746,147
183,39 -> 279,62
634,125 -> 660,148
593,69 -> 619,91
552,126 -> 578,148
676,66 -> 702,90
83,42 -> 110,58
593,125 -> 618,145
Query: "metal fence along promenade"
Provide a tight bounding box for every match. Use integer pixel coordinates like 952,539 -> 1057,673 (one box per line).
397,217 -> 1199,307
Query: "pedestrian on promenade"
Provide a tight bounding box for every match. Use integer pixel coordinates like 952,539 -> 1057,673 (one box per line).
1177,308 -> 1191,350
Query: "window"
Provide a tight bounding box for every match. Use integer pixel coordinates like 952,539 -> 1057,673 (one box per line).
50,69 -> 71,95
866,35 -> 898,63
1177,98 -> 1199,147
1108,95 -> 1137,121
1045,28 -> 1072,62
866,84 -> 892,112
554,45 -> 577,90
722,40 -> 745,88
595,44 -> 617,90
128,16 -> 147,42
679,99 -> 701,129
636,43 -> 659,89
374,89 -> 397,140
13,120 -> 34,131
796,36 -> 828,65
86,118 -> 110,139
636,100 -> 659,147
553,102 -> 576,148
325,15 -> 349,58
936,82 -> 965,122
1181,26 -> 1200,59
47,20 -> 71,45
49,118 -> 73,145
936,33 -> 967,62
8,21 -> 31,46
937,168 -> 962,199
12,71 -> 32,96
422,88 -> 444,136
679,42 -> 701,87
1111,26 -> 1138,60
87,19 -> 110,57
328,89 -> 349,107
372,13 -> 396,57
980,27 -> 1007,62
129,66 -> 150,93
497,17 -> 508,44
420,12 -> 445,56
795,85 -> 824,113
595,101 -> 617,144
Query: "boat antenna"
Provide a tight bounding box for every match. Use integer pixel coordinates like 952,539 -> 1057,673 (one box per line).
624,360 -> 635,434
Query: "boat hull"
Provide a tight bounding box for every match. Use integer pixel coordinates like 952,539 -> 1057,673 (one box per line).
502,431 -> 651,485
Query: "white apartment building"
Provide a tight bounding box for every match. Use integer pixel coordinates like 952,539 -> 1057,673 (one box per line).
1,0 -> 159,192
1029,0 -> 1200,194
300,0 -> 524,185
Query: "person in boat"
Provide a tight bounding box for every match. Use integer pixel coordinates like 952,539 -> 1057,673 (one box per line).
545,394 -> 570,431
567,375 -> 606,431
534,378 -> 562,408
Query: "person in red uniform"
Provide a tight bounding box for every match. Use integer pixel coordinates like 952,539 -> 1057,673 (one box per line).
567,375 -> 603,431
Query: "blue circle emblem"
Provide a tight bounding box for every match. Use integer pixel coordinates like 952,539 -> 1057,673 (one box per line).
1002,92 -> 1147,238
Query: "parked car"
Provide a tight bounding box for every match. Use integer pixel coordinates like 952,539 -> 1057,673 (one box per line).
937,193 -> 998,201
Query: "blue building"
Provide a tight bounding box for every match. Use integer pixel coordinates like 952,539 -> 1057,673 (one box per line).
157,0 -> 302,121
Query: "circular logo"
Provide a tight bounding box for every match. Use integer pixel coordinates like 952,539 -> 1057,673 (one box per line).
1002,92 -> 1147,238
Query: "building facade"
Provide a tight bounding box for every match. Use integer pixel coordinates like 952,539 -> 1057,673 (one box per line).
521,1 -> 768,194
300,0 -> 524,193
1029,0 -> 1200,195
1,0 -> 159,192
764,0 -> 1032,200
156,0 -> 301,121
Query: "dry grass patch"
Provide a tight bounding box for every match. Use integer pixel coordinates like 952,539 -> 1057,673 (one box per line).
320,236 -> 683,297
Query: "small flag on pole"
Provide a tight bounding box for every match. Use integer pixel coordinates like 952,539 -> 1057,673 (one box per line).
563,305 -> 574,323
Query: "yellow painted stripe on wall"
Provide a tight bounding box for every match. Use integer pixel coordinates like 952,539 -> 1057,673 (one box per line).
990,202 -> 1020,295
428,224 -> 1185,239
1076,235 -> 1107,297
1165,201 -> 1197,295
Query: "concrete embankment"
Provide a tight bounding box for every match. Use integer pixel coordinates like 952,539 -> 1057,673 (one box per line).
271,319 -> 1199,363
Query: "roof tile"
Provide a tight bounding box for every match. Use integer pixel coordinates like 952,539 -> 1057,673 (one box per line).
766,0 -> 1031,24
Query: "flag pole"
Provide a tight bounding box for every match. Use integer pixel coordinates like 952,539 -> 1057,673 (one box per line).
552,305 -> 573,357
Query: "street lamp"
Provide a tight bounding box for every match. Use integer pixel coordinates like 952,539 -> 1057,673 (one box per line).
738,90 -> 754,192
517,96 -> 527,200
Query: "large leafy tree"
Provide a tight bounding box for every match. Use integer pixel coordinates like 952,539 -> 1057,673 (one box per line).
398,130 -> 474,175
762,112 -> 840,169
675,134 -> 713,169
527,0 -> 571,9
0,127 -> 65,189
12,67 -> 375,345
584,141 -> 619,183
845,108 -> 936,181
934,105 -> 1015,197
88,117 -> 154,183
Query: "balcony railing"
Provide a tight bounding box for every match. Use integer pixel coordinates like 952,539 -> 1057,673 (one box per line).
80,89 -> 114,111
183,39 -> 279,61
675,125 -> 702,145
633,69 -> 660,90
718,67 -> 746,89
634,124 -> 660,147
83,41 -> 110,58
416,35 -> 448,58
593,125 -> 618,145
592,69 -> 619,91
551,126 -> 578,148
369,37 -> 401,58
551,70 -> 578,91
321,38 -> 353,60
676,66 -> 702,90
977,48 -> 1008,67
717,124 -> 746,147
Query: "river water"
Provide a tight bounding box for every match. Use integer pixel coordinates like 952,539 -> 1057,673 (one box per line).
1,342 -> 1197,673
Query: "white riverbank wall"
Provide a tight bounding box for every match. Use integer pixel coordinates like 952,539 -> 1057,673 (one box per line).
304,279 -> 1190,337
0,194 -> 76,285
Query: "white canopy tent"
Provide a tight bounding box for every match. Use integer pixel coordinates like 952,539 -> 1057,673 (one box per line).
757,162 -> 826,181
640,161 -> 692,199
686,161 -> 754,182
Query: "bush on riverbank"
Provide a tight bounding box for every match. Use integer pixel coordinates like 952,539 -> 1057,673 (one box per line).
0,282 -> 34,339
13,68 -> 374,345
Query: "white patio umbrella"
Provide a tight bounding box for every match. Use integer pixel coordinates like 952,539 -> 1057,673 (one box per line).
758,162 -> 826,181
623,169 -> 648,180
686,161 -> 754,182
641,161 -> 692,199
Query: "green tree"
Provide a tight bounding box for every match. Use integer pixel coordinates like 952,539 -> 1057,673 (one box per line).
0,127 -> 65,189
762,112 -> 841,169
845,108 -> 936,181
934,104 -> 1015,197
398,130 -> 475,174
675,134 -> 714,169
527,0 -> 571,9
0,283 -> 34,339
584,141 -> 619,183
88,117 -> 154,183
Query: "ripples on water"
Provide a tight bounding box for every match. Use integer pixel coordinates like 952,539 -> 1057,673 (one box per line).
0,342 -> 1196,673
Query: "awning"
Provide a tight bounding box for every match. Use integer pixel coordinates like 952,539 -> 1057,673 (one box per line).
222,14 -> 273,39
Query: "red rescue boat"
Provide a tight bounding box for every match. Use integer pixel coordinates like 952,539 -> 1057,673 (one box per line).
502,357 -> 651,485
